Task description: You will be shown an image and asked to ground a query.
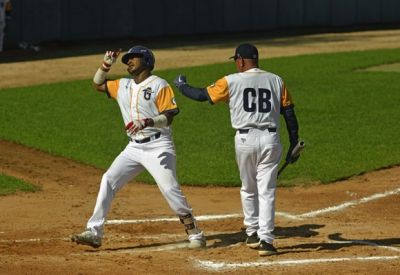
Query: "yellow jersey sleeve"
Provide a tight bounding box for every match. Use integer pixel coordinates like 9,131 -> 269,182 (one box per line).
206,77 -> 229,104
105,79 -> 120,99
281,83 -> 293,107
156,85 -> 178,113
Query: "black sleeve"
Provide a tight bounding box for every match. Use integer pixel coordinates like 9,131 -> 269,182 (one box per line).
281,104 -> 299,144
178,84 -> 209,102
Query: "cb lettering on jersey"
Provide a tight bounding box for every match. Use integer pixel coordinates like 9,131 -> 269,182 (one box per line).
243,88 -> 272,113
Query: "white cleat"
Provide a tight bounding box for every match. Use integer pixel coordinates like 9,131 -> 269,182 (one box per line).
71,229 -> 102,248
188,237 -> 206,249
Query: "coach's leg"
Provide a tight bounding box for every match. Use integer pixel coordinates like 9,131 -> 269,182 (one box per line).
235,133 -> 259,238
256,141 -> 282,244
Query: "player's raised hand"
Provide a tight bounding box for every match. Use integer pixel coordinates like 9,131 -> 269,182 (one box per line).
173,74 -> 187,90
102,49 -> 122,71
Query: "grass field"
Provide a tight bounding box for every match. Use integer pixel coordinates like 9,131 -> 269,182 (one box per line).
0,174 -> 40,195
1,48 -> 399,186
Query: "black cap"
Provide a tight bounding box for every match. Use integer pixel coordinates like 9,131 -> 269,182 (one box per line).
230,43 -> 258,60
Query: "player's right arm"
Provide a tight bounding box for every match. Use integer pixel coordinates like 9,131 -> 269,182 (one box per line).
92,50 -> 121,93
173,75 -> 228,104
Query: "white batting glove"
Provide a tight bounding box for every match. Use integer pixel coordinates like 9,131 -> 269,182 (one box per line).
125,119 -> 152,135
102,49 -> 121,71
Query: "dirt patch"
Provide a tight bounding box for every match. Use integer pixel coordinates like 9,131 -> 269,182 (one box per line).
363,62 -> 400,72
1,29 -> 400,274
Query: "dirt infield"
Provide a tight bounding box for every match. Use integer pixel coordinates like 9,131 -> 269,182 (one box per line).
1,29 -> 400,274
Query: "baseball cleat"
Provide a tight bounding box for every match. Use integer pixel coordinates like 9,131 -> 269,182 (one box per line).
258,240 -> 277,256
188,237 -> 206,249
71,229 -> 102,248
246,233 -> 260,248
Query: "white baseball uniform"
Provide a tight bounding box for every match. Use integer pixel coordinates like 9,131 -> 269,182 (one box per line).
0,0 -> 10,52
86,75 -> 204,242
206,68 -> 293,244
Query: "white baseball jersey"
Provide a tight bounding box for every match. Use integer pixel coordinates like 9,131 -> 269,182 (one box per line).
206,68 -> 293,130
205,67 -> 292,244
106,75 -> 178,140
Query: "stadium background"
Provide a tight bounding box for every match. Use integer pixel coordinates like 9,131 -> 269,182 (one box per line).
5,0 -> 400,48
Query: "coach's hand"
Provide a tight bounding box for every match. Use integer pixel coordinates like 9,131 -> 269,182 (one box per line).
286,141 -> 300,163
102,49 -> 121,71
173,75 -> 187,90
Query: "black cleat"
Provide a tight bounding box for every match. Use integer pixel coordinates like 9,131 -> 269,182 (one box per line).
258,240 -> 277,256
246,233 -> 260,248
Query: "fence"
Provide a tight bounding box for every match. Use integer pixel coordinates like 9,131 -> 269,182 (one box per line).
5,0 -> 400,46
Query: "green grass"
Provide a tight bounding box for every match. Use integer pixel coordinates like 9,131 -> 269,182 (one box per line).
1,48 -> 399,186
0,174 -> 40,195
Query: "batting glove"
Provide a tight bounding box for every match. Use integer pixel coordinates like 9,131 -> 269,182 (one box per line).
125,119 -> 152,135
102,50 -> 121,71
173,75 -> 188,90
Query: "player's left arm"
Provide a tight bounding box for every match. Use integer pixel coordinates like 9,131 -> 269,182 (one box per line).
280,83 -> 300,163
153,85 -> 179,127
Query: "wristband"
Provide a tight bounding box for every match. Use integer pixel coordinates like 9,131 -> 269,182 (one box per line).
101,62 -> 111,71
152,114 -> 168,128
93,67 -> 107,85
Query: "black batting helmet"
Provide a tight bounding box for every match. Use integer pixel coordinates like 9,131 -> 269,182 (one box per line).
121,45 -> 155,69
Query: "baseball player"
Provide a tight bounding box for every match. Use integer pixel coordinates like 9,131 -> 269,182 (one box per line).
173,43 -> 300,256
0,0 -> 11,52
71,46 -> 206,249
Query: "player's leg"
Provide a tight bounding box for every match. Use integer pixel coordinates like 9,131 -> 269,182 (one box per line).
143,138 -> 205,248
72,143 -> 144,247
256,133 -> 282,255
234,132 -> 259,246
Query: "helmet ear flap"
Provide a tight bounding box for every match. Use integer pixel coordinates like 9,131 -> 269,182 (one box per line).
144,56 -> 150,67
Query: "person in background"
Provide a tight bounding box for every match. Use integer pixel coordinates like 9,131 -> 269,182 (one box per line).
0,0 -> 11,52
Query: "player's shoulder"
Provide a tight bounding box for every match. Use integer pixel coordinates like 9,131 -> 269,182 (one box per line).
255,69 -> 284,83
114,78 -> 131,89
149,75 -> 171,89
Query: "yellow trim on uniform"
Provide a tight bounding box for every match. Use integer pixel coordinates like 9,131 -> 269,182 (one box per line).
106,79 -> 120,99
206,77 -> 229,104
281,83 -> 293,107
156,85 -> 178,113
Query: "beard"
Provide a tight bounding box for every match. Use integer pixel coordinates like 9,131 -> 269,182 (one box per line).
127,65 -> 145,76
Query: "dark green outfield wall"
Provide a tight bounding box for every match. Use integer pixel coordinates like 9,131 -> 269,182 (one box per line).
5,0 -> 400,47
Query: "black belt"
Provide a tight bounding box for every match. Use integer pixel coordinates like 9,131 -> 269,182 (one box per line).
129,132 -> 161,143
238,128 -> 276,134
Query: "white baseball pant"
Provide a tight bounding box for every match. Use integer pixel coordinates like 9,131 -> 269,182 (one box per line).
86,135 -> 203,241
235,128 -> 282,244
